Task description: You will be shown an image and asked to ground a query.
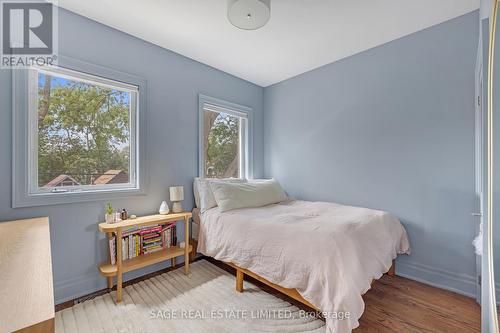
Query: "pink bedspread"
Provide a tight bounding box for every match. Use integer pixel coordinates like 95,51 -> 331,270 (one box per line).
198,200 -> 410,333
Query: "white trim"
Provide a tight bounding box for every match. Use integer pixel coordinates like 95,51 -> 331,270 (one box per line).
28,69 -> 39,195
130,89 -> 139,189
54,256 -> 188,305
198,94 -> 253,179
396,260 -> 477,298
35,66 -> 139,92
239,117 -> 246,178
203,103 -> 249,118
475,50 -> 484,304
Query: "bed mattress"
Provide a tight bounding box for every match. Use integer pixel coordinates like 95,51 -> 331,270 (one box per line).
197,199 -> 410,333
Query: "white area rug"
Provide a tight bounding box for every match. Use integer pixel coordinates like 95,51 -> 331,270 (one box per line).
56,260 -> 325,332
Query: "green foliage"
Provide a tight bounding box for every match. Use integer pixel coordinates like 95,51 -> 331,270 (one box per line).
206,113 -> 239,178
38,74 -> 131,186
106,203 -> 113,215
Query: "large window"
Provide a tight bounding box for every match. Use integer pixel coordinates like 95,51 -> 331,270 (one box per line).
30,67 -> 138,194
199,95 -> 251,179
12,58 -> 147,207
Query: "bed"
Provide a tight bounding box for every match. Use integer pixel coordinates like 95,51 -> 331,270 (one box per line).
194,181 -> 410,333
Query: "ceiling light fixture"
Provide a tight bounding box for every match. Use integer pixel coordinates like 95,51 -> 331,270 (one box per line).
228,0 -> 271,30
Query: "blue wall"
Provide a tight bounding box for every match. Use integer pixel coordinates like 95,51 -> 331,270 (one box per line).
263,11 -> 479,296
0,6 -> 482,305
0,8 -> 264,304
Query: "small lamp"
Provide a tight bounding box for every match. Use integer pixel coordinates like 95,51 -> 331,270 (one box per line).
170,186 -> 184,213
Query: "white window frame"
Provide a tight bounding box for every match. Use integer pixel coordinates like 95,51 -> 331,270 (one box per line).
198,94 -> 253,179
28,66 -> 139,195
12,55 -> 149,207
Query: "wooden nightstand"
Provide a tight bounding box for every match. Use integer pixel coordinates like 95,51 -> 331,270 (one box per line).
98,212 -> 192,302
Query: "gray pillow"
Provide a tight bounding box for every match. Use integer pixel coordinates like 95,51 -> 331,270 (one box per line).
193,177 -> 247,213
210,179 -> 287,212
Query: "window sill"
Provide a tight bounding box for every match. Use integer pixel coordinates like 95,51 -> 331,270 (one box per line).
12,187 -> 146,208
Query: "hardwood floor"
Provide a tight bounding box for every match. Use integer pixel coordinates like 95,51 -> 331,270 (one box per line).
206,257 -> 480,333
57,257 -> 481,332
356,275 -> 480,332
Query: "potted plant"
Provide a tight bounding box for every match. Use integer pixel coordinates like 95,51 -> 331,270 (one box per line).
105,203 -> 115,223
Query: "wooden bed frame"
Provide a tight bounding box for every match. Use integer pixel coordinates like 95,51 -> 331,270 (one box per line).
228,260 -> 396,311
193,208 -> 397,310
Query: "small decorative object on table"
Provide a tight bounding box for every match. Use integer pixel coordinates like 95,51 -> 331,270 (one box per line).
105,203 -> 115,223
170,186 -> 184,213
159,201 -> 169,215
121,209 -> 128,220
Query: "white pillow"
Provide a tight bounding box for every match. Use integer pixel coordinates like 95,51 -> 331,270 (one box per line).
193,178 -> 202,208
194,177 -> 247,213
210,179 -> 287,213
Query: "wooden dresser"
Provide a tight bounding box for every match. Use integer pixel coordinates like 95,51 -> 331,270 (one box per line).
0,217 -> 55,333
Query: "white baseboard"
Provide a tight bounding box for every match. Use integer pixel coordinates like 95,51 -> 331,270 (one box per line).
54,258 -> 187,304
396,260 -> 477,298
55,257 -> 478,305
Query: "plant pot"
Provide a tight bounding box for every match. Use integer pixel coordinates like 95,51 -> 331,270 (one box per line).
105,213 -> 115,224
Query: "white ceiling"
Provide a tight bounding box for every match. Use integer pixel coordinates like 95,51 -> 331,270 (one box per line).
57,0 -> 479,87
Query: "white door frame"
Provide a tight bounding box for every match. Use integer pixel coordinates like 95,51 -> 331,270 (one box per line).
475,61 -> 484,304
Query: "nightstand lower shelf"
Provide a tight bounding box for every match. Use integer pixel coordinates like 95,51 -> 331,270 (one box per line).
99,245 -> 193,277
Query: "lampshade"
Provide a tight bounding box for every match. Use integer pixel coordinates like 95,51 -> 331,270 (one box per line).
169,186 -> 184,201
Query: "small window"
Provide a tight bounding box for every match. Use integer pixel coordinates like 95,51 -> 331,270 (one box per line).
30,67 -> 139,194
199,95 -> 252,179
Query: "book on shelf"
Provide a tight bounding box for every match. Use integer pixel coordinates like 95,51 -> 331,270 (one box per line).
140,224 -> 163,256
122,227 -> 140,237
122,237 -> 128,260
172,225 -> 177,246
108,235 -> 116,265
108,222 -> 178,264
139,225 -> 162,235
162,224 -> 175,248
